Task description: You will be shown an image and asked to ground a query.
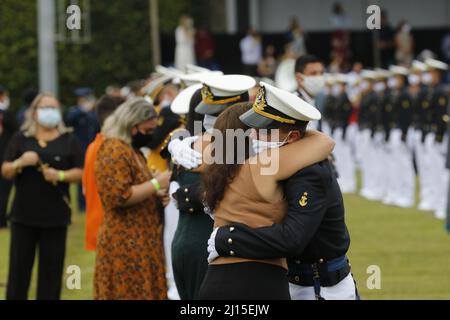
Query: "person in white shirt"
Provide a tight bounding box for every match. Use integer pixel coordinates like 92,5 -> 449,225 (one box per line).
240,28 -> 262,76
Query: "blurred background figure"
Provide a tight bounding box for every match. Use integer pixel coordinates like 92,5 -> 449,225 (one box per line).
65,87 -> 99,213
16,89 -> 38,127
175,15 -> 196,70
285,17 -> 307,58
257,44 -> 277,79
83,94 -> 125,252
0,85 -> 17,228
195,27 -> 216,70
329,2 -> 351,72
377,10 -> 395,68
1,93 -> 83,300
394,20 -> 414,67
240,28 -> 262,76
105,84 -> 123,98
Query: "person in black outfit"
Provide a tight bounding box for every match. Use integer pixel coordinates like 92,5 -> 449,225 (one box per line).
0,85 -> 17,228
1,93 -> 83,300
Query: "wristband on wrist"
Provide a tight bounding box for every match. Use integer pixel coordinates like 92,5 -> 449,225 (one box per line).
150,178 -> 161,191
58,170 -> 65,182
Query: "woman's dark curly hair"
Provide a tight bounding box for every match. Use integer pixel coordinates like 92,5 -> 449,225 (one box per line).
202,102 -> 252,211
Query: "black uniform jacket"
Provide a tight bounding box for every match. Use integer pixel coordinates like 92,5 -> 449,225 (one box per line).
215,160 -> 350,265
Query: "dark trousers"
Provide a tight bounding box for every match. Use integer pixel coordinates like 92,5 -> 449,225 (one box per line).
6,223 -> 67,300
0,178 -> 12,226
197,262 -> 291,300
77,183 -> 85,213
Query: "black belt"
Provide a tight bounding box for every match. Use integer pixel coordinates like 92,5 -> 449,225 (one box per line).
287,255 -> 351,288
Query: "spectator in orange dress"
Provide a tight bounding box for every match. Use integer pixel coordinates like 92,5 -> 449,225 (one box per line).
82,95 -> 124,251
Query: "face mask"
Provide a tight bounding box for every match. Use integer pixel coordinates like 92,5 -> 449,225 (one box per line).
252,132 -> 292,154
360,80 -> 370,92
387,77 -> 398,89
408,74 -> 420,86
203,114 -> 217,131
422,72 -> 432,85
402,24 -> 411,33
374,82 -> 386,93
37,107 -> 61,128
160,99 -> 171,109
302,75 -> 325,97
0,97 -> 10,110
131,131 -> 153,149
332,84 -> 342,97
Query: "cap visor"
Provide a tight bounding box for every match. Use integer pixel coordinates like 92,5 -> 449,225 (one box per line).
195,102 -> 229,115
239,109 -> 275,129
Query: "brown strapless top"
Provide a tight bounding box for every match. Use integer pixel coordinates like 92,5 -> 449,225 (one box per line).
211,161 -> 287,269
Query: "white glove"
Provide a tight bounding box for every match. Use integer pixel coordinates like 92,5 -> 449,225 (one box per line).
207,227 -> 219,263
168,136 -> 202,169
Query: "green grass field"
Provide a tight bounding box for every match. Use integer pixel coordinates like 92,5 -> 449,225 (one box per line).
0,185 -> 450,300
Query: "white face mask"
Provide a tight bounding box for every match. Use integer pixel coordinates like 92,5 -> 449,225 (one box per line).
422,72 -> 432,85
359,80 -> 370,92
374,82 -> 386,93
401,24 -> 411,33
203,114 -> 217,131
0,96 -> 10,110
408,74 -> 420,86
387,77 -> 398,89
332,84 -> 342,97
252,131 -> 292,154
37,107 -> 62,129
302,75 -> 326,97
160,99 -> 172,109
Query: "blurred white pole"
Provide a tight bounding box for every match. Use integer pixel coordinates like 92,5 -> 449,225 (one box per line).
249,0 -> 260,30
225,0 -> 237,34
149,0 -> 161,67
38,0 -> 58,96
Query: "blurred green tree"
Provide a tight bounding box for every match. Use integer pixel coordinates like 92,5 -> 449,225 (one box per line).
0,0 -> 210,108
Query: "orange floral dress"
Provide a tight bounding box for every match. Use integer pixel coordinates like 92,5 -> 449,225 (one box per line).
93,138 -> 167,300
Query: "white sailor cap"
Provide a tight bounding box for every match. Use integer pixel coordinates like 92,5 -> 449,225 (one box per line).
239,81 -> 321,129
334,73 -> 348,83
195,74 -> 256,115
425,58 -> 449,71
389,65 -> 409,76
143,74 -> 174,100
186,64 -> 212,74
374,68 -> 392,80
325,73 -> 336,85
411,60 -> 428,72
179,71 -> 223,87
361,70 -> 378,80
171,84 -> 202,115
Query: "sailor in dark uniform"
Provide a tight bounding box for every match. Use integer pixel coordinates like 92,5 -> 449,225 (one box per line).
423,58 -> 450,219
330,74 -> 356,193
358,70 -> 382,200
294,55 -> 326,131
207,83 -> 358,300
382,65 -> 415,207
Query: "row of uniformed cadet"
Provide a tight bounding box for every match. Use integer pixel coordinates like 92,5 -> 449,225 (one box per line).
317,58 -> 449,220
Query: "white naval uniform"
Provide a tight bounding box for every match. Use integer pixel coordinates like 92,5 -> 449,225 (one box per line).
164,181 -> 181,300
289,273 -> 358,300
417,132 -> 438,211
430,134 -> 449,219
359,128 -> 377,199
383,129 -> 415,208
333,127 -> 356,193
